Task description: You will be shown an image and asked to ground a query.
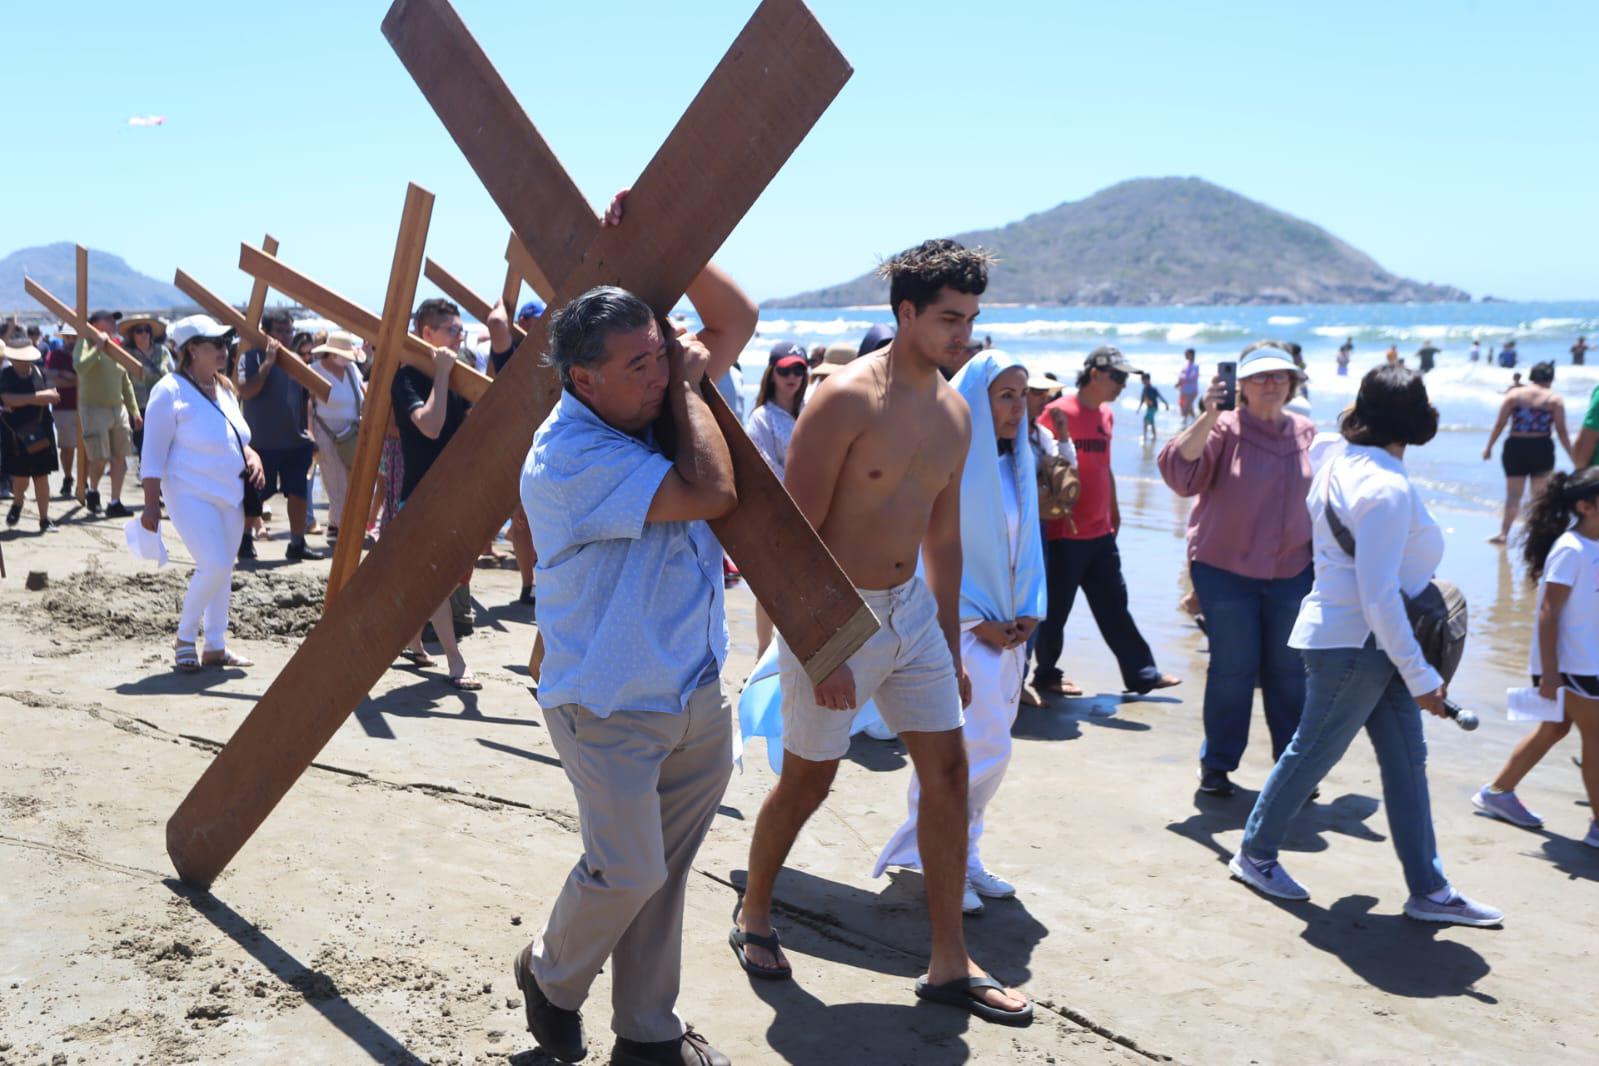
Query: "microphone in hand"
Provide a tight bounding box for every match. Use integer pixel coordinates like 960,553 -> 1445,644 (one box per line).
1444,698 -> 1479,732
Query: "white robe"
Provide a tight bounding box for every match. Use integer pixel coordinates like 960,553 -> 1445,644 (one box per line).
873,470 -> 1025,878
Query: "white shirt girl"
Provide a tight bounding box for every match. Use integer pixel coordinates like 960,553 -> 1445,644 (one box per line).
140,374 -> 252,508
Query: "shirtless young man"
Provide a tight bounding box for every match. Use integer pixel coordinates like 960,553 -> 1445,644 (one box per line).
731,239 -> 1032,1026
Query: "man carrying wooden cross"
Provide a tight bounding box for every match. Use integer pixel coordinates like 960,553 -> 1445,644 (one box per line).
733,240 -> 1034,1027
514,196 -> 756,1066
73,309 -> 142,517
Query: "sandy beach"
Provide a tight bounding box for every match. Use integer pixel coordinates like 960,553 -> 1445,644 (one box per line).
1,455 -> 1594,1066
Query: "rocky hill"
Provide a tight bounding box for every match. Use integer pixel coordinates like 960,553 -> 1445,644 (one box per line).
1,242 -> 187,313
767,177 -> 1468,307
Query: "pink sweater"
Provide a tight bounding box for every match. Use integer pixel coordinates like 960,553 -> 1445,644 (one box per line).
1158,408 -> 1316,580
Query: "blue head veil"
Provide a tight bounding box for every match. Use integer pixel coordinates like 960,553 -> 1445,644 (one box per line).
949,351 -> 1047,624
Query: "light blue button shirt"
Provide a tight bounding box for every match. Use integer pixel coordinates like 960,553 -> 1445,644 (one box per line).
520,388 -> 728,717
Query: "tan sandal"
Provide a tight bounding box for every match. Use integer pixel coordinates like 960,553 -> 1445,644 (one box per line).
201,648 -> 254,668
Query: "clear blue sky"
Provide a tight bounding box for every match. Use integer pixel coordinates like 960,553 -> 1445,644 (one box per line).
4,0 -> 1596,309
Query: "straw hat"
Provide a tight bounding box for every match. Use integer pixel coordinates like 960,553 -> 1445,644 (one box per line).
809,340 -> 858,380
117,315 -> 167,342
309,329 -> 366,363
1026,373 -> 1064,393
3,332 -> 42,363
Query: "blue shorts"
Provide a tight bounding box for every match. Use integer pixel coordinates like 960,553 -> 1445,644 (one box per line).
256,443 -> 315,500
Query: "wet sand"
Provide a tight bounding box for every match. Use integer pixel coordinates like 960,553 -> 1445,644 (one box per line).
0,459 -> 1593,1065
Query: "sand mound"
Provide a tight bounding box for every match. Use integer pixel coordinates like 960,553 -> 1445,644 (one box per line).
39,562 -> 325,643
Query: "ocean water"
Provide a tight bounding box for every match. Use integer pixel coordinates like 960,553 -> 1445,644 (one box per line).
734,301 -> 1599,515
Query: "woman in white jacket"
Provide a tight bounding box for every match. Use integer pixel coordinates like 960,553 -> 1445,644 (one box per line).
1228,365 -> 1502,927
309,330 -> 366,541
140,315 -> 266,671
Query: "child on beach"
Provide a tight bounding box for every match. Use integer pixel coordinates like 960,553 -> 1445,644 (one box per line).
1473,468 -> 1599,847
1138,371 -> 1169,442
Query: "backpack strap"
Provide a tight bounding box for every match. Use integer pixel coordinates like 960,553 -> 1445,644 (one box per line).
1322,459 -> 1359,559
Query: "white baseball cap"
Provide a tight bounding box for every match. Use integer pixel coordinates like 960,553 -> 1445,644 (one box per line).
168,314 -> 236,350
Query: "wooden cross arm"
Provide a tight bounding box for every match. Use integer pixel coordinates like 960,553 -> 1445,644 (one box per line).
23,277 -> 145,379
238,243 -> 490,403
172,269 -> 333,404
423,257 -> 527,344
504,235 -> 553,304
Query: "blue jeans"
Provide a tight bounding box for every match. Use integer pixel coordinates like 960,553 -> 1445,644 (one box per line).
1240,643 -> 1448,897
1191,562 -> 1312,772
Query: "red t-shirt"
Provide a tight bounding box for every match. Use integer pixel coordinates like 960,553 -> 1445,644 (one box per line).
44,347 -> 77,410
1042,393 -> 1114,541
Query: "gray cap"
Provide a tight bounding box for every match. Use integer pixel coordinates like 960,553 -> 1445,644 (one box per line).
1084,344 -> 1140,375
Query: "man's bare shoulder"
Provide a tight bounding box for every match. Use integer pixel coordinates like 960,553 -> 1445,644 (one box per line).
935,374 -> 973,435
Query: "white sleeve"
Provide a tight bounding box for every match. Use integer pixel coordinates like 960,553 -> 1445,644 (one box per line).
1543,539 -> 1580,588
1056,432 -> 1077,466
1348,476 -> 1444,696
139,382 -> 178,481
744,406 -> 780,473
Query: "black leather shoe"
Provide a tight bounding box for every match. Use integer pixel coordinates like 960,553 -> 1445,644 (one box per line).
285,539 -> 325,561
85,490 -> 102,515
1197,767 -> 1236,797
514,945 -> 586,1063
610,1027 -> 730,1066
237,533 -> 257,562
103,500 -> 132,519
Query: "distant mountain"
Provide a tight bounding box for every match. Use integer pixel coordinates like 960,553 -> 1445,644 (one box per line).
767,178 -> 1468,307
1,242 -> 187,313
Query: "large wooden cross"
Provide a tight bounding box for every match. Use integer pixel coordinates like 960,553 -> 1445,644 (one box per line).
165,0 -> 868,889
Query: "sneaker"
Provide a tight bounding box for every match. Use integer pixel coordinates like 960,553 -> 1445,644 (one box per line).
968,867 -> 1016,900
5,503 -> 20,528
58,476 -> 73,499
513,945 -> 586,1063
1583,821 -> 1599,850
1228,853 -> 1310,901
862,719 -> 897,742
1403,890 -> 1503,927
38,518 -> 58,533
85,490 -> 102,515
237,534 -> 257,562
961,882 -> 984,915
1198,767 -> 1236,797
519,585 -> 537,607
1471,786 -> 1543,829
103,500 -> 132,519
285,539 -> 324,561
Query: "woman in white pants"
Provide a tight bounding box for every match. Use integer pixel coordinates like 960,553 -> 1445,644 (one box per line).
140,315 -> 266,671
309,330 -> 365,540
874,351 -> 1047,914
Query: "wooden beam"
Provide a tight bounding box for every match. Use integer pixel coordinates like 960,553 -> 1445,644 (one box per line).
325,183 -> 434,608
172,270 -> 332,404
499,258 -> 521,314
382,0 -> 599,287
504,234 -> 553,304
75,245 -> 88,320
24,278 -> 145,380
241,233 -> 279,340
423,258 -> 525,344
392,0 -> 862,674
165,0 -> 855,888
238,244 -> 489,404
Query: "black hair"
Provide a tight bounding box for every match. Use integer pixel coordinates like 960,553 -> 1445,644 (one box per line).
260,308 -> 295,333
1339,364 -> 1439,448
1528,360 -> 1555,386
545,286 -> 655,389
1522,468 -> 1599,582
412,297 -> 461,334
877,239 -> 992,325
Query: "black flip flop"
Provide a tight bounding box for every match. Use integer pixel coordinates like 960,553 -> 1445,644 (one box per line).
914,975 -> 1033,1027
728,901 -> 791,981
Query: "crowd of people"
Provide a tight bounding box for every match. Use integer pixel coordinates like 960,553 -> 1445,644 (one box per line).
6,226 -> 1599,1064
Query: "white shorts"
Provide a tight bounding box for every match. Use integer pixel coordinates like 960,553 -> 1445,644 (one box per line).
778,576 -> 963,762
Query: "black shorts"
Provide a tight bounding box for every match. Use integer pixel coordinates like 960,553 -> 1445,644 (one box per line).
256,443 -> 315,500
1530,674 -> 1599,700
1502,436 -> 1555,478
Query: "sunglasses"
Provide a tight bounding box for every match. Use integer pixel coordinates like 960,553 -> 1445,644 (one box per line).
438,324 -> 466,338
774,364 -> 807,378
1244,370 -> 1292,385
133,326 -> 152,334
1107,369 -> 1128,385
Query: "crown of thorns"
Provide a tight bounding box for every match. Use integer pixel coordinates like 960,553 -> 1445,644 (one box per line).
874,244 -> 997,279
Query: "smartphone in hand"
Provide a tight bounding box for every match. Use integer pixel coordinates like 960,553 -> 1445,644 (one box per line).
1217,361 -> 1237,411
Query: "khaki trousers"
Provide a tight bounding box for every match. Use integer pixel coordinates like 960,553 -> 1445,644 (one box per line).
531,680 -> 733,1042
